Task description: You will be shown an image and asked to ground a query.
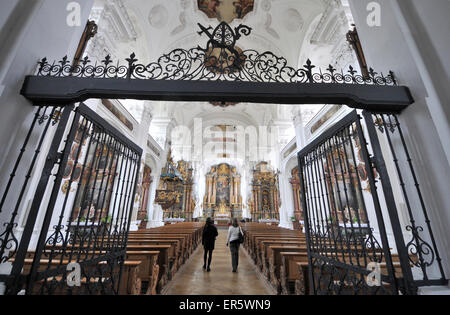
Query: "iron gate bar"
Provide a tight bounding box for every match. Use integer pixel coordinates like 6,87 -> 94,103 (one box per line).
68,104 -> 141,294
362,110 -> 418,294
297,111 -> 366,293
26,104 -> 81,294
352,111 -> 399,293
297,154 -> 315,294
20,76 -> 414,112
88,132 -> 115,260
298,110 -> 400,295
363,111 -> 448,290
95,141 -> 120,255
2,102 -> 143,294
7,104 -> 74,294
0,106 -> 50,265
319,139 -> 346,264
343,126 -> 372,267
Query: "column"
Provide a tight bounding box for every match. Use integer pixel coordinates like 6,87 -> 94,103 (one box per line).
230,177 -> 234,205
131,103 -> 153,226
207,176 -> 211,204
292,108 -> 306,150
269,187 -> 275,219
212,178 -> 216,205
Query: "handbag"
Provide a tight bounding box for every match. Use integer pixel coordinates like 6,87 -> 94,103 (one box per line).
238,227 -> 244,244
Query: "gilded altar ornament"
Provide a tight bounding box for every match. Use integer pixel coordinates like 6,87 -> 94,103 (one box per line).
61,180 -> 70,195
218,163 -> 229,175
218,199 -> 229,215
61,180 -> 76,195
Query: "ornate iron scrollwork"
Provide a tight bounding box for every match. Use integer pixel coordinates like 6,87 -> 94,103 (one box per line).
36,22 -> 397,85
0,222 -> 19,263
45,224 -> 65,246
406,225 -> 435,272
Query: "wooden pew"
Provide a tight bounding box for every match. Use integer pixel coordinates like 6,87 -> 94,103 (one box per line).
287,254 -> 410,295
15,248 -> 160,295
15,258 -> 142,295
127,222 -> 205,292
125,244 -> 171,291
126,239 -> 181,273
279,252 -> 309,295
16,222 -> 204,295
125,251 -> 160,295
130,231 -> 195,255
257,240 -> 307,271
267,246 -> 305,291
128,235 -> 189,263
294,262 -> 310,295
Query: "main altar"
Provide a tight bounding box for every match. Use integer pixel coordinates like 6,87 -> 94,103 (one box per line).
203,163 -> 243,223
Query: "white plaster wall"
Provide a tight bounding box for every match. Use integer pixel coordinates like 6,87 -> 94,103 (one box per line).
0,0 -> 94,190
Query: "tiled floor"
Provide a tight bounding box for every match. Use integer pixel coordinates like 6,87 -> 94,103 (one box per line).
164,229 -> 274,295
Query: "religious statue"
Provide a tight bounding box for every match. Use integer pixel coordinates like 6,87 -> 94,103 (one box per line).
262,195 -> 270,211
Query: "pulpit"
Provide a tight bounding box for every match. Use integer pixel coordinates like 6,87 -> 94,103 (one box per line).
155,150 -> 195,221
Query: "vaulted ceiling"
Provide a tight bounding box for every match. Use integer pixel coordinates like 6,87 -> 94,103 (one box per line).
120,0 -> 328,66
87,0 -> 357,151
89,0 -> 353,70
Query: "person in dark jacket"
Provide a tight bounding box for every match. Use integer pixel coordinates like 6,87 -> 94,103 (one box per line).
202,217 -> 218,272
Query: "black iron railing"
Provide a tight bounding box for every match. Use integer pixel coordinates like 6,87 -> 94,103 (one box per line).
35,22 -> 397,85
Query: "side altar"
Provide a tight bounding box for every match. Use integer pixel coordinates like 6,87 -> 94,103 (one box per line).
203,163 -> 243,221
249,162 -> 280,223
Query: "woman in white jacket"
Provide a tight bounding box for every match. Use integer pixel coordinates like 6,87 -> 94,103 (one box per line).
226,218 -> 243,272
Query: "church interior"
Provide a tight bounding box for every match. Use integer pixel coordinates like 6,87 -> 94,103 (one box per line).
0,0 -> 449,298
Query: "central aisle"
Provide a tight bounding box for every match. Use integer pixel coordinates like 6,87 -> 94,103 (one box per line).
164,228 -> 274,295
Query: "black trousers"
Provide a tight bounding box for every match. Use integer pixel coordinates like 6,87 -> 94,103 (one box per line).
230,241 -> 240,271
204,247 -> 213,267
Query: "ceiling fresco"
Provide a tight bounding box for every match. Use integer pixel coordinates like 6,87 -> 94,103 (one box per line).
197,0 -> 254,23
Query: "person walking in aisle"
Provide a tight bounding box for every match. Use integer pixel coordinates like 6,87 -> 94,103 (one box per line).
226,218 -> 243,272
202,217 -> 218,272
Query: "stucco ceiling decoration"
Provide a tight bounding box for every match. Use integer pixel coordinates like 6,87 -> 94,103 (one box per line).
148,4 -> 169,29
283,8 -> 304,32
197,0 -> 254,23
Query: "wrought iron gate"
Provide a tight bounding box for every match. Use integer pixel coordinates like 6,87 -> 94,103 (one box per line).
0,103 -> 142,295
0,20 -> 445,295
297,110 -> 446,295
